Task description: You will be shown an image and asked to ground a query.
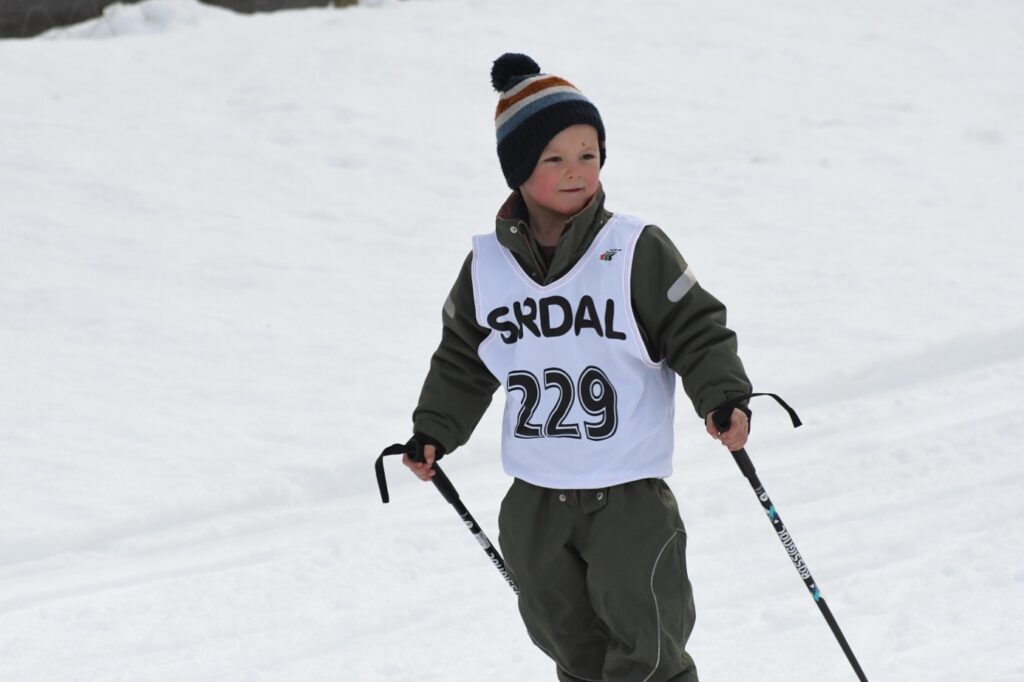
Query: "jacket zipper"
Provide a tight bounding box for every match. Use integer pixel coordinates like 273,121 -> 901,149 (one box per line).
518,228 -> 548,283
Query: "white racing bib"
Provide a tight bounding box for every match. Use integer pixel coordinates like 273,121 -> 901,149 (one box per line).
472,214 -> 676,489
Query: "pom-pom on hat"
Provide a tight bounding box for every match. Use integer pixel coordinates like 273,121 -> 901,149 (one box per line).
491,53 -> 606,190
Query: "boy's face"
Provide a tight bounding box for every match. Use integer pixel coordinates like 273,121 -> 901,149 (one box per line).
519,124 -> 601,219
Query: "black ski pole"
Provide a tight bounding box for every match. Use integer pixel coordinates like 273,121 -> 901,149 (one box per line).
375,443 -> 519,595
713,393 -> 869,682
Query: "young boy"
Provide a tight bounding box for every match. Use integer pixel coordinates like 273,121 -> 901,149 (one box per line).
402,53 -> 751,682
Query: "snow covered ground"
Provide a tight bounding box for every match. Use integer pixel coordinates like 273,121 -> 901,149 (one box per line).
2,0 -> 1023,679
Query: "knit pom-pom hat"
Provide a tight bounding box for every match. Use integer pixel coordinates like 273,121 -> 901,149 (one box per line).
491,53 -> 606,190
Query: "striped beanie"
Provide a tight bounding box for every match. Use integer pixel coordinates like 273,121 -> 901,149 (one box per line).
491,53 -> 606,190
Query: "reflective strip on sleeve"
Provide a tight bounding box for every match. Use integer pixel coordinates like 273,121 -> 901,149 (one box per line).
666,267 -> 697,302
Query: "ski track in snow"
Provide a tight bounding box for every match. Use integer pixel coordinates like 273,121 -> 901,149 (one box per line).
2,0 -> 1023,680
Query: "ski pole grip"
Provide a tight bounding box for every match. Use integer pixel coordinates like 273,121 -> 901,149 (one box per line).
712,403 -> 758,480
709,391 -> 805,484
430,464 -> 461,506
711,405 -> 734,434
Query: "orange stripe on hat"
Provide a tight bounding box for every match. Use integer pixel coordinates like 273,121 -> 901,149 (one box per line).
494,76 -> 578,118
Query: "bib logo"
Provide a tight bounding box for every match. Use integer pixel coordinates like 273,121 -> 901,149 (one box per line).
599,248 -> 621,261
487,295 -> 627,345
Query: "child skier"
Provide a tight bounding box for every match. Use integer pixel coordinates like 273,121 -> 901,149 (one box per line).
401,53 -> 752,682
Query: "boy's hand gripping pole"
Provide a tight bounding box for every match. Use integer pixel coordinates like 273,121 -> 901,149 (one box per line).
375,443 -> 519,595
713,393 -> 869,682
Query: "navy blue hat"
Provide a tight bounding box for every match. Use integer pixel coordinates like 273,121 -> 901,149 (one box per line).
491,53 -> 606,189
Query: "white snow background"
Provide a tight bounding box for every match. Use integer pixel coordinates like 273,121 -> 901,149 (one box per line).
2,0 -> 1023,679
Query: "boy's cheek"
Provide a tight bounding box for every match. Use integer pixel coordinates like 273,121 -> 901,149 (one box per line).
541,180 -> 563,201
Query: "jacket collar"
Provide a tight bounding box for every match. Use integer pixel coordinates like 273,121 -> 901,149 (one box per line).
494,185 -> 612,283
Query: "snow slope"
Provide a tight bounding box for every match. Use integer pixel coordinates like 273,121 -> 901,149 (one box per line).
1,0 -> 1023,679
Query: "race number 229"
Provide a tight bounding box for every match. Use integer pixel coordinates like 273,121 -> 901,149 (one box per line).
506,366 -> 617,441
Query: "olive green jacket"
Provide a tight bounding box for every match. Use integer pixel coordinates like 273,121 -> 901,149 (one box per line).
413,186 -> 751,454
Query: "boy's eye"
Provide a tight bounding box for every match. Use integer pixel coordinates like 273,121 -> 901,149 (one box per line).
543,156 -> 561,163
581,153 -> 596,160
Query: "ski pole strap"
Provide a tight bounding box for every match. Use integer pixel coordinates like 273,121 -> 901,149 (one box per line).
374,442 -> 411,504
375,441 -> 461,506
711,392 -> 802,482
711,391 -> 802,433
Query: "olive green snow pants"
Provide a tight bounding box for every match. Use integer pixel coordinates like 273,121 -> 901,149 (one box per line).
498,478 -> 698,682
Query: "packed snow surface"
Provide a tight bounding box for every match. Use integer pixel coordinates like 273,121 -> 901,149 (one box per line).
2,0 -> 1023,680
